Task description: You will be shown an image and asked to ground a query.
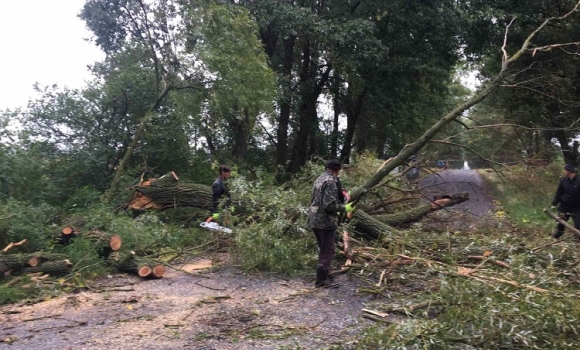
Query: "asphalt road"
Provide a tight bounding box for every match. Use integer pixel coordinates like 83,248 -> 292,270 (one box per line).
419,169 -> 495,217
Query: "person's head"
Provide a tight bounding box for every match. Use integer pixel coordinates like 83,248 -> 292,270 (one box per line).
325,159 -> 342,177
564,164 -> 576,178
219,165 -> 232,179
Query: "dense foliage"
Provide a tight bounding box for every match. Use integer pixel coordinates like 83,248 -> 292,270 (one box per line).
2,2 -> 580,347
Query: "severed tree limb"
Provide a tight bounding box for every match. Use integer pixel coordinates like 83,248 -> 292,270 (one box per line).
372,192 -> 469,227
2,239 -> 27,254
385,300 -> 444,316
465,255 -> 510,269
530,237 -> 567,253
543,209 -> 580,239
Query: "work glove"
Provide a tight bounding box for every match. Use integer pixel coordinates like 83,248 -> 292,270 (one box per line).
344,202 -> 355,213
550,205 -> 558,211
212,213 -> 220,220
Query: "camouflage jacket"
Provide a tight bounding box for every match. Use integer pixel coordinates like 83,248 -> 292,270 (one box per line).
307,171 -> 346,229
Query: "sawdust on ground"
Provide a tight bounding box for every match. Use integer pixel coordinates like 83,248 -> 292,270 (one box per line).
0,254 -> 375,350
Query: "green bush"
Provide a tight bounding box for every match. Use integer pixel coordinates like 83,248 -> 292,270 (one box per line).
0,199 -> 59,251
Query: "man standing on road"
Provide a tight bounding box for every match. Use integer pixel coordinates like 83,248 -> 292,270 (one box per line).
307,160 -> 355,288
551,164 -> 580,239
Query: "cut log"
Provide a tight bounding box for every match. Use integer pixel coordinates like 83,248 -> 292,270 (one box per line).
116,253 -> 164,278
58,227 -> 121,253
125,172 -> 251,216
138,265 -> 153,278
22,259 -> 73,276
62,226 -> 75,235
0,252 -> 68,276
151,264 -> 165,279
58,227 -> 78,245
110,234 -> 122,251
2,239 -> 27,253
85,231 -> 123,252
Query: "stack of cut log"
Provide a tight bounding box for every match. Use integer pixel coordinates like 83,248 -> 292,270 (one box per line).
116,251 -> 166,279
0,250 -> 72,278
1,226 -> 167,283
57,226 -> 166,279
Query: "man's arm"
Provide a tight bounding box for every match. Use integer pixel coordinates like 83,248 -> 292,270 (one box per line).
552,179 -> 564,207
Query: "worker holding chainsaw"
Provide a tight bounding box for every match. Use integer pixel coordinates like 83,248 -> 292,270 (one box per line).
211,165 -> 232,222
307,159 -> 355,288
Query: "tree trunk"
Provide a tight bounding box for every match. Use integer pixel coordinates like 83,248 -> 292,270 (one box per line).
349,210 -> 400,241
126,171 -> 252,214
230,109 -> 252,162
276,36 -> 297,168
22,260 -> 73,276
105,84 -> 172,202
1,252 -> 69,276
374,193 -> 469,227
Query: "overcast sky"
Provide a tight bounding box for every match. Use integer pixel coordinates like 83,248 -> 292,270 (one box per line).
0,0 -> 104,111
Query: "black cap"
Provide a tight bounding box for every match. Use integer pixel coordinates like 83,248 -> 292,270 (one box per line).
564,164 -> 576,173
325,159 -> 342,170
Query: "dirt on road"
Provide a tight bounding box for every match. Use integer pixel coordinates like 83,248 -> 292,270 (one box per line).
1,255 -> 374,350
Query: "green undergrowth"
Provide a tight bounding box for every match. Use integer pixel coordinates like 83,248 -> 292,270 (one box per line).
345,164 -> 580,349
479,164 -> 561,231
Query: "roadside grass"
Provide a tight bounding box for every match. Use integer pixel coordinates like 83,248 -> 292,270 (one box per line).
479,164 -> 561,232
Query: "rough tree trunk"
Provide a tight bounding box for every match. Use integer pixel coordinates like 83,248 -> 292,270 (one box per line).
1,252 -> 70,277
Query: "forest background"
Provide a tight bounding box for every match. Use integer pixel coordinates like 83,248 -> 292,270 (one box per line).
1,0 -> 580,348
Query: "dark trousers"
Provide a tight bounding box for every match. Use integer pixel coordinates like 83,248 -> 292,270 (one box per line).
312,228 -> 336,271
555,207 -> 580,237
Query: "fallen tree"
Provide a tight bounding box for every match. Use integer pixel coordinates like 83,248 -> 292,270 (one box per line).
124,172 -> 470,241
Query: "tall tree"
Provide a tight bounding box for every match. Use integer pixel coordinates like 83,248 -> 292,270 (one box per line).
80,0 -> 274,199
464,0 -> 580,164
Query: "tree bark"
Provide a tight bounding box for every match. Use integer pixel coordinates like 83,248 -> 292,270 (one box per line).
1,253 -> 69,276
22,260 -> 73,276
374,193 -> 469,227
126,172 -> 252,216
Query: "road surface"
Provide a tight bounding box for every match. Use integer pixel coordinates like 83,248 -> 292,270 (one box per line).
418,169 -> 496,229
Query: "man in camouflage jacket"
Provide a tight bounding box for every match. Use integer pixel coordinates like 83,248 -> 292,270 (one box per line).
307,159 -> 355,287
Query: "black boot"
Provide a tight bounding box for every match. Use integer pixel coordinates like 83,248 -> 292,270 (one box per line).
315,268 -> 328,288
315,268 -> 339,288
552,227 -> 564,239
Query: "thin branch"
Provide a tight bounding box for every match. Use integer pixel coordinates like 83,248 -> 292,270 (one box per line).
531,41 -> 580,53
